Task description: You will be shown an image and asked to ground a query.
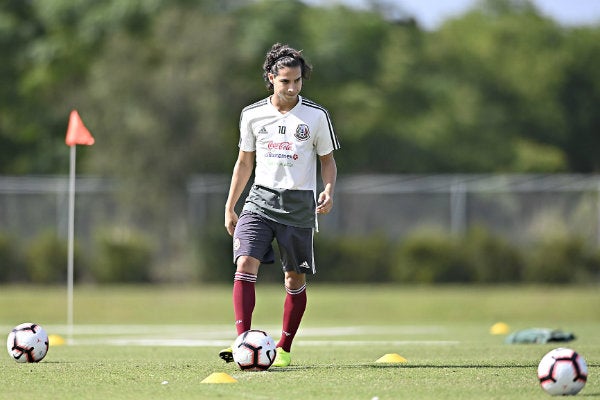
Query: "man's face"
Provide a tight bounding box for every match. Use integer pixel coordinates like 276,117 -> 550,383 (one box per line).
269,66 -> 303,104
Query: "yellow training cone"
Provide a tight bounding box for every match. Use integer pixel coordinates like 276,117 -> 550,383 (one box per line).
375,353 -> 408,363
201,372 -> 238,384
490,322 -> 510,335
48,334 -> 66,346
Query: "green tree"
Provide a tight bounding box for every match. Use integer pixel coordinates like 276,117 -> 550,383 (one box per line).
2,0 -> 599,177
403,0 -> 569,172
300,3 -> 401,172
559,27 -> 600,171
83,6 -> 238,209
0,0 -> 169,174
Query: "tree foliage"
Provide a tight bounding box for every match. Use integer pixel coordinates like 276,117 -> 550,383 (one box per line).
1,0 -> 599,181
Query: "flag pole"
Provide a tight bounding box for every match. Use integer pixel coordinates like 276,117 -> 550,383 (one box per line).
64,109 -> 94,345
67,144 -> 76,344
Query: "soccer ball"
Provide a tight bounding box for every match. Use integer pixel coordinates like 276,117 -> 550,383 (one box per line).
232,329 -> 276,371
537,348 -> 587,396
6,322 -> 49,363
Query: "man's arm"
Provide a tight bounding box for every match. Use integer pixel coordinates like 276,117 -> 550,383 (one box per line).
317,152 -> 337,214
225,150 -> 255,236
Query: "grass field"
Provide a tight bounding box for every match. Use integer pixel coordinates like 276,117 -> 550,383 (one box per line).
1,284 -> 598,399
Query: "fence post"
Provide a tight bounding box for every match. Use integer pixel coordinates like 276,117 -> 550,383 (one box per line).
597,181 -> 600,247
450,179 -> 467,236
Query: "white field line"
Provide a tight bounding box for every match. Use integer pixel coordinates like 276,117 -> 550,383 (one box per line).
1,324 -> 458,347
2,324 -> 447,336
82,338 -> 459,347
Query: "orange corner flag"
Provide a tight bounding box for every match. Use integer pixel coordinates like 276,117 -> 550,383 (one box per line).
65,110 -> 95,146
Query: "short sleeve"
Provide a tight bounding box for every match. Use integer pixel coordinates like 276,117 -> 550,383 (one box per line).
314,110 -> 340,156
238,111 -> 256,152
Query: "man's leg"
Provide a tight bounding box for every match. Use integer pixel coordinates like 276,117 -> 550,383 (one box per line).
274,271 -> 307,367
220,256 -> 260,363
233,256 -> 260,334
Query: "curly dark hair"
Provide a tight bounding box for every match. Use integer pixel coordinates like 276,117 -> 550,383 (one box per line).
262,43 -> 312,92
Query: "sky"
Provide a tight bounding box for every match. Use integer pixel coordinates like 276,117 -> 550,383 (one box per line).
303,0 -> 600,30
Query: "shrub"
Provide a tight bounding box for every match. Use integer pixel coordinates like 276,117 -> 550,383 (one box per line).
315,233 -> 393,282
194,228 -> 237,282
0,232 -> 26,282
25,230 -> 71,283
91,227 -> 153,283
462,226 -> 525,283
392,228 -> 472,283
193,225 -> 600,285
523,234 -> 600,284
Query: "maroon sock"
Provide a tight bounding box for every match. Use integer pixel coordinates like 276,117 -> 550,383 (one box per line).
233,272 -> 256,335
277,284 -> 307,352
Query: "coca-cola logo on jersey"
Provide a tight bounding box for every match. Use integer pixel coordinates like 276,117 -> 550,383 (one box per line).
267,141 -> 293,150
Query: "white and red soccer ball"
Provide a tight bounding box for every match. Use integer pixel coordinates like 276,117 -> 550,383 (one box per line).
538,347 -> 587,396
232,329 -> 276,371
6,322 -> 49,363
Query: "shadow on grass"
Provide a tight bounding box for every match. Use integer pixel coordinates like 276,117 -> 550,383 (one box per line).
273,362 -> 600,371
271,364 -> 600,397
272,363 -> 540,371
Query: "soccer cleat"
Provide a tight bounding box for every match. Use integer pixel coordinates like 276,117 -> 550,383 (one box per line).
219,347 -> 234,363
272,347 -> 291,367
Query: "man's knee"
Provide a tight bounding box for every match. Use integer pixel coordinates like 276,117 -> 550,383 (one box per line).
236,256 -> 260,275
284,271 -> 306,290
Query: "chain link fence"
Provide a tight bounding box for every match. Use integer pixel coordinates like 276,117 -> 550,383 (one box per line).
2,174 -> 600,249
188,174 -> 600,247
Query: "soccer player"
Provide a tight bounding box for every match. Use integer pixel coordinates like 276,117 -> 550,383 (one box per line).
219,43 -> 340,367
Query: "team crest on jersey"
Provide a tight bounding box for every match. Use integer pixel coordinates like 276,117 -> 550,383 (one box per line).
295,124 -> 310,141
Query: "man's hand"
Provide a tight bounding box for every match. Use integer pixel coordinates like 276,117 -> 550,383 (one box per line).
316,190 -> 333,214
225,209 -> 239,236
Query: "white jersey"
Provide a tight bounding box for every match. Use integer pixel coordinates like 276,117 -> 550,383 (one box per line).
239,96 -> 340,192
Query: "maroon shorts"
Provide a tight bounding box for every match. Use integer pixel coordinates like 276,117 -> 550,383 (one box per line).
233,211 -> 316,275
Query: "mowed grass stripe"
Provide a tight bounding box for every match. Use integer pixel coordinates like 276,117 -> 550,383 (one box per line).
1,285 -> 598,400
7,324 -> 457,347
